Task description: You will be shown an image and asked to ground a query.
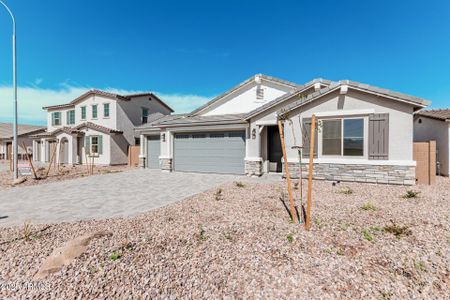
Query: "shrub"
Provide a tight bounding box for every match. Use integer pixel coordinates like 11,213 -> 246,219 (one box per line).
362,229 -> 374,241
338,187 -> 353,195
214,188 -> 223,201
286,233 -> 294,243
403,190 -> 420,199
109,251 -> 122,261
361,203 -> 377,211
383,222 -> 411,238
234,181 -> 245,188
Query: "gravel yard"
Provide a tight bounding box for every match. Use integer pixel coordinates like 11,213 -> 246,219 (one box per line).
0,162 -> 129,189
0,177 -> 449,299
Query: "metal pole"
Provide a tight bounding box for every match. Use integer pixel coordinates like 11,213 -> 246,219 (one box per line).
0,1 -> 18,179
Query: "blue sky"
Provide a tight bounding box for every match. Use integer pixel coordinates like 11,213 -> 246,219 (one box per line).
0,0 -> 449,125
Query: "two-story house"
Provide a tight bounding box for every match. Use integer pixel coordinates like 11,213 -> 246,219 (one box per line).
32,90 -> 173,165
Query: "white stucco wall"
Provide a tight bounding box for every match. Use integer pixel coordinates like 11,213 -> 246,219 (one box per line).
248,89 -> 416,165
46,95 -> 118,132
414,117 -> 449,176
202,80 -> 293,116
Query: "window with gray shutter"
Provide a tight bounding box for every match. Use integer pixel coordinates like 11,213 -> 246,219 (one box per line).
302,117 -> 318,158
368,113 -> 389,160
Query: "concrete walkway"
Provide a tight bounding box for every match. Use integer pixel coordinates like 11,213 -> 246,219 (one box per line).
0,169 -> 280,227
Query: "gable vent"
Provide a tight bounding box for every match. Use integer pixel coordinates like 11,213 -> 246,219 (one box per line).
256,87 -> 264,100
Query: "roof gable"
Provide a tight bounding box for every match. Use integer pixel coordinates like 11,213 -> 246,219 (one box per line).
277,80 -> 430,118
189,74 -> 299,116
43,90 -> 174,112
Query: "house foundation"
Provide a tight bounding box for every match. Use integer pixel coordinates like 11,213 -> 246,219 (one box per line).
282,162 -> 416,185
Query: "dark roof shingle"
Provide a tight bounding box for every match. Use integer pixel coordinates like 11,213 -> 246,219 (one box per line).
416,108 -> 450,121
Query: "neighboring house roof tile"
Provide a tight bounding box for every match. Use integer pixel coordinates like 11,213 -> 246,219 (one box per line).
135,114 -> 246,130
43,90 -> 174,112
32,122 -> 123,138
277,80 -> 430,117
74,122 -> 123,134
416,108 -> 450,121
0,123 -> 46,139
156,113 -> 247,127
189,74 -> 300,116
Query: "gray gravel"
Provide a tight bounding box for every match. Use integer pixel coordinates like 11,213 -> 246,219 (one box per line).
0,177 -> 448,299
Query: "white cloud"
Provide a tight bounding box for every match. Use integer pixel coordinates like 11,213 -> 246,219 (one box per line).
0,85 -> 212,125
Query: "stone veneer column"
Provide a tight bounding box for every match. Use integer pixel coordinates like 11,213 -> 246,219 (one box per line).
139,134 -> 146,168
160,158 -> 173,171
245,159 -> 262,176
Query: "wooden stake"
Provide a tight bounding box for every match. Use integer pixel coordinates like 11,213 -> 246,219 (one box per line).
305,114 -> 316,230
22,142 -> 38,180
278,120 -> 298,223
45,142 -> 58,177
85,152 -> 90,175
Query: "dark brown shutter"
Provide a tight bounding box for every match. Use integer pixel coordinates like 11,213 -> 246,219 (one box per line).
302,117 -> 318,158
369,113 -> 389,160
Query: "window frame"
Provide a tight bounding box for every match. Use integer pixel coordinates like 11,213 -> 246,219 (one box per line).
142,107 -> 149,124
103,103 -> 110,118
81,106 -> 87,120
52,112 -> 61,126
318,116 -> 366,159
67,110 -> 75,125
92,104 -> 98,119
91,136 -> 99,154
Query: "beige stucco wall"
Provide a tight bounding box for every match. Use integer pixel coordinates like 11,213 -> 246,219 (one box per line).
248,89 -> 416,165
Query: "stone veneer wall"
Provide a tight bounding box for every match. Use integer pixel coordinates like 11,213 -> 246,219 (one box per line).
282,162 -> 416,185
245,160 -> 262,176
160,158 -> 173,171
139,157 -> 145,168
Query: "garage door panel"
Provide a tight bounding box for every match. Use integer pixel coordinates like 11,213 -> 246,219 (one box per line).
147,136 -> 160,169
174,131 -> 245,174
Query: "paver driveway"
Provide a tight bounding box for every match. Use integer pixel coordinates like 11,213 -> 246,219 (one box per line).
0,169 -> 244,227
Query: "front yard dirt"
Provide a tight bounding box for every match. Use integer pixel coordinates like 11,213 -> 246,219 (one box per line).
0,161 -> 129,189
0,177 -> 449,298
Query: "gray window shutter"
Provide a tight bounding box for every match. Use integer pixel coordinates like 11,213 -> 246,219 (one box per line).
85,136 -> 91,155
98,136 -> 103,155
302,117 -> 318,158
369,113 -> 389,160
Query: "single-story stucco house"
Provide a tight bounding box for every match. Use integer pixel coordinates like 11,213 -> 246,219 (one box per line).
0,123 -> 46,160
136,74 -> 430,185
32,90 -> 173,165
414,109 -> 450,177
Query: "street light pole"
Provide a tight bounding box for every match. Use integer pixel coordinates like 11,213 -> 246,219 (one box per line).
0,0 -> 18,179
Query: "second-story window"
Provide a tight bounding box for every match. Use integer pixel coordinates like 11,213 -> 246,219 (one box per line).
81,106 -> 86,120
92,105 -> 98,119
142,108 -> 149,124
103,103 -> 110,118
67,110 -> 75,125
52,112 -> 61,126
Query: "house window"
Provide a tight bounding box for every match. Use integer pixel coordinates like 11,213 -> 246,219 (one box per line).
92,105 -> 98,119
322,119 -> 342,155
81,106 -> 86,120
52,112 -> 61,126
103,103 -> 110,118
91,136 -> 99,154
256,87 -> 264,100
321,118 -> 364,157
67,110 -> 75,125
85,135 -> 103,155
142,108 -> 149,124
